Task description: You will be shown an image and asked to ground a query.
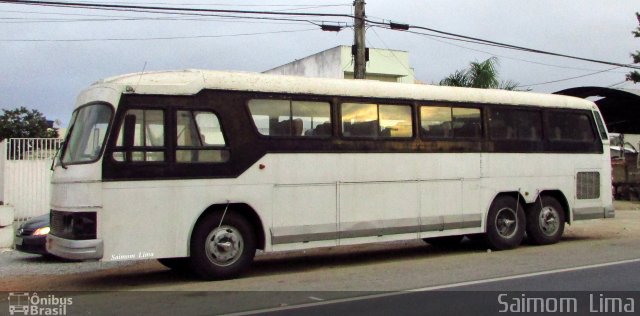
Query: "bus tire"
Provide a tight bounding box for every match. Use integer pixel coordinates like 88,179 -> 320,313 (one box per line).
189,212 -> 256,280
486,195 -> 525,250
526,196 -> 565,245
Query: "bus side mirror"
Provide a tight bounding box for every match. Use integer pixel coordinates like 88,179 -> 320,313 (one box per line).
123,114 -> 136,148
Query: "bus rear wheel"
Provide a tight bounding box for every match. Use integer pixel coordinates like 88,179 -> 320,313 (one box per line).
485,195 -> 525,250
189,212 -> 256,280
526,196 -> 565,245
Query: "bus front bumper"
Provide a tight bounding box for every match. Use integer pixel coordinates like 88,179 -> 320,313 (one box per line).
47,234 -> 103,260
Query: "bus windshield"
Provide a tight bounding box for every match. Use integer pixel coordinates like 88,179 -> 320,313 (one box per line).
62,103 -> 113,164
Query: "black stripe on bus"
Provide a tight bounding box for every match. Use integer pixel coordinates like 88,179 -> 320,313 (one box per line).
102,90 -> 603,181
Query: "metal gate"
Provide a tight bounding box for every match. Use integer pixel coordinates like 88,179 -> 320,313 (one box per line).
0,138 -> 62,221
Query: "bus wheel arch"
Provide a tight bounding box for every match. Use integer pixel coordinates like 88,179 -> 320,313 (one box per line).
190,203 -> 266,253
535,190 -> 570,224
525,191 -> 568,245
484,192 -> 526,250
188,203 -> 265,280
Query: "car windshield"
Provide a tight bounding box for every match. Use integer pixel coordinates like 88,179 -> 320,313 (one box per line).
61,103 -> 113,164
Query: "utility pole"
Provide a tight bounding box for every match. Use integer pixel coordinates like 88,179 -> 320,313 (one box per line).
353,0 -> 366,79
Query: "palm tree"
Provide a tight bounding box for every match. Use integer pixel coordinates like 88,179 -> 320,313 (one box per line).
440,57 -> 521,90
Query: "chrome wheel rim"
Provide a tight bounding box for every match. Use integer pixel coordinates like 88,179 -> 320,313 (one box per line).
538,206 -> 560,236
205,225 -> 244,267
495,207 -> 518,239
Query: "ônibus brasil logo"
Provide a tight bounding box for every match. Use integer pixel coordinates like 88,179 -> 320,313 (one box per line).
8,292 -> 73,315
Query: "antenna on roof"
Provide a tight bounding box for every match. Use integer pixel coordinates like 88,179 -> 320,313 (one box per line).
132,61 -> 148,93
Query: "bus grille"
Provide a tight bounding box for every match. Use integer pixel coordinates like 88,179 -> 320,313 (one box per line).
49,210 -> 97,240
576,172 -> 600,199
50,211 -> 65,236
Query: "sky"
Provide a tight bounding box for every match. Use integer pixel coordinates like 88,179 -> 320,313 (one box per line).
1,0 -> 639,126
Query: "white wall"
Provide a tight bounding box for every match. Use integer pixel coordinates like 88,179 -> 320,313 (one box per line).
264,45 -> 416,83
0,141 -> 5,203
264,46 -> 343,79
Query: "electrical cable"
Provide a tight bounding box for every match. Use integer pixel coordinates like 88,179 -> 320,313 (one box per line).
1,0 -> 637,70
0,27 -> 317,42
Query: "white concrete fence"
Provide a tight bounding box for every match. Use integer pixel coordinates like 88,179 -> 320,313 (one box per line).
0,138 -> 60,247
0,138 -> 61,220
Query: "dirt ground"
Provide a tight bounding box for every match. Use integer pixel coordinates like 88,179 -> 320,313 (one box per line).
1,200 -> 638,291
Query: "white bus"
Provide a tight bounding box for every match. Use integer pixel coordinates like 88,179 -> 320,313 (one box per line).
47,70 -> 614,280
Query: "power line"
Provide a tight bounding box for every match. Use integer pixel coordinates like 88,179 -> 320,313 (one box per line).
0,0 -> 355,19
1,0 -> 638,71
372,26 -> 627,74
364,19 -> 640,70
369,27 -> 414,76
0,13 -> 318,26
607,80 -> 629,88
517,66 -> 623,88
0,1 -> 352,27
64,2 -> 351,8
0,27 -> 316,42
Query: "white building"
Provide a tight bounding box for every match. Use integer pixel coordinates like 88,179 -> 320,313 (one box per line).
264,45 -> 416,83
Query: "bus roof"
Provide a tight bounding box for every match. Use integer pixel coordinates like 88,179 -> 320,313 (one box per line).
91,69 -> 595,110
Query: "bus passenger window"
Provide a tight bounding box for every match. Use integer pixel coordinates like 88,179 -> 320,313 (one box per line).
112,109 -> 165,162
546,112 -> 595,142
452,107 -> 481,138
380,104 -> 412,137
176,111 -> 228,163
420,106 -> 480,139
342,103 -> 412,138
342,103 -> 377,137
248,99 -> 331,137
489,108 -> 541,141
292,101 -> 331,136
421,106 -> 452,138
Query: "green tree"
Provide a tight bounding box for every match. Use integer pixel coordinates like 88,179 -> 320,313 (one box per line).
627,12 -> 640,83
440,57 -> 521,90
0,106 -> 58,141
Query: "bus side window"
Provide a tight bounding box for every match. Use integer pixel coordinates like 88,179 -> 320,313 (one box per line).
113,109 -> 165,162
248,99 -> 331,137
292,101 -> 331,137
176,111 -> 229,163
489,108 -> 541,141
546,111 -> 595,142
420,105 -> 480,139
342,103 -> 412,138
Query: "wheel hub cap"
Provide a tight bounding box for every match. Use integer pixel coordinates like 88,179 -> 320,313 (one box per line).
206,226 -> 244,266
539,207 -> 559,236
496,208 -> 518,238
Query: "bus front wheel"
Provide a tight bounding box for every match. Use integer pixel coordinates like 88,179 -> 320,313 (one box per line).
485,195 -> 525,250
526,196 -> 565,245
189,211 -> 256,280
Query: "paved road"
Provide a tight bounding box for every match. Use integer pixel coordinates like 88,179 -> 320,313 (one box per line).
250,260 -> 640,316
0,209 -> 639,315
